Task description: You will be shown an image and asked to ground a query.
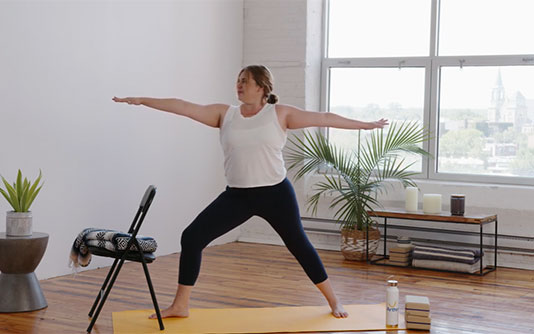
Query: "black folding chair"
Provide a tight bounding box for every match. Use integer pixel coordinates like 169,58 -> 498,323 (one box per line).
86,185 -> 164,333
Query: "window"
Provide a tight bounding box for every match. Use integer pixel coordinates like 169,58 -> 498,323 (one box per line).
327,0 -> 430,58
439,0 -> 534,56
323,0 -> 534,184
438,65 -> 534,177
329,67 -> 427,172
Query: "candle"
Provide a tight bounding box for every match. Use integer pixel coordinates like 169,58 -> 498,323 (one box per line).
405,187 -> 418,212
423,194 -> 442,214
450,194 -> 465,216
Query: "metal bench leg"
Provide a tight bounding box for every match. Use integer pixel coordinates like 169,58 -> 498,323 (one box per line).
494,218 -> 498,270
480,224 -> 483,276
366,226 -> 369,262
383,218 -> 388,259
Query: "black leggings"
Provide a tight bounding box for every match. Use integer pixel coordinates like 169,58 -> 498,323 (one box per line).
178,178 -> 328,286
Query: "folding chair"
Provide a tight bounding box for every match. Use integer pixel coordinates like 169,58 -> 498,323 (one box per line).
86,185 -> 164,333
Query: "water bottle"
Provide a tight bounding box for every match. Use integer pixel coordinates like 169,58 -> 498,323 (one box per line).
386,279 -> 399,327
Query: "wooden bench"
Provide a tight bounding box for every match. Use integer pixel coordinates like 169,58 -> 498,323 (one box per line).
367,209 -> 497,276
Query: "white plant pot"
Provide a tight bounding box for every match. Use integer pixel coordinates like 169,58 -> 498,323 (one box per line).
6,211 -> 33,236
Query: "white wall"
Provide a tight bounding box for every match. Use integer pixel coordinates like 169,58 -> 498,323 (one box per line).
0,0 -> 243,279
239,0 -> 534,270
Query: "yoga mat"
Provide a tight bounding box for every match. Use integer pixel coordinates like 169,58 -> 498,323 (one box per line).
113,303 -> 406,333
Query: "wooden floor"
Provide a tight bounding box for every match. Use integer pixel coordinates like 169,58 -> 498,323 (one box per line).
1,242 -> 533,334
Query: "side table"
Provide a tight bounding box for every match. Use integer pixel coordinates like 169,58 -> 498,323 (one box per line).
0,232 -> 49,312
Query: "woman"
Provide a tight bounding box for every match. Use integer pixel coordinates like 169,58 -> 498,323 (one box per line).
113,65 -> 388,319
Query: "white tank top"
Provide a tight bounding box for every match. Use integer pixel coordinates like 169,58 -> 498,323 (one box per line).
219,103 -> 287,188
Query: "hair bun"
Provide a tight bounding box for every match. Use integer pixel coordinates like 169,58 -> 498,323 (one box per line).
267,93 -> 279,104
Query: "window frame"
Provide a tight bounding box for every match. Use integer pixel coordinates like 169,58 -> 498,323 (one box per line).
321,0 -> 534,186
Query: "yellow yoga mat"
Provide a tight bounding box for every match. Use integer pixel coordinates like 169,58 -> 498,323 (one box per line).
113,303 -> 406,334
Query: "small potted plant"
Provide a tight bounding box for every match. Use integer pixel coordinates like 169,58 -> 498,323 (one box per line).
286,121 -> 430,261
0,170 -> 43,236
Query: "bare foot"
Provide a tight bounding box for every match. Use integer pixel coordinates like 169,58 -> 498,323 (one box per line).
149,305 -> 189,319
331,303 -> 349,318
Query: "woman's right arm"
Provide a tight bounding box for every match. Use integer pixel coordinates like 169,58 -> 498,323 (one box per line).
112,97 -> 228,128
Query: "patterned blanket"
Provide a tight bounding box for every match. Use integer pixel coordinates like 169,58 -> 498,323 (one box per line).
69,227 -> 157,268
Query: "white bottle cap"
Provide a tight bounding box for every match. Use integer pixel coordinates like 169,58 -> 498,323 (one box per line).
387,280 -> 398,287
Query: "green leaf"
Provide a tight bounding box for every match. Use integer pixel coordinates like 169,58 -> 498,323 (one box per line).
287,122 -> 431,230
2,177 -> 20,211
16,170 -> 23,202
20,179 -> 31,212
25,170 -> 43,211
0,188 -> 17,210
25,185 -> 42,212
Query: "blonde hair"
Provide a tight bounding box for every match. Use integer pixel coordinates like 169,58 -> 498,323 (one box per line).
239,65 -> 279,104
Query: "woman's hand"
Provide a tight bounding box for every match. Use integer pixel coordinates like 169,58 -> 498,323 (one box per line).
112,96 -> 142,105
367,118 -> 389,129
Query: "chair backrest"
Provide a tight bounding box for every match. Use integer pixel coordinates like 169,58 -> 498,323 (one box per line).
127,185 -> 157,235
140,185 -> 157,213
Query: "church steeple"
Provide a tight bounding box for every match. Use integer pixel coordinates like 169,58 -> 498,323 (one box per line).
491,69 -> 505,110
489,69 -> 505,122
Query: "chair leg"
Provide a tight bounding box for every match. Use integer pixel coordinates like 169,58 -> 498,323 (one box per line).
86,258 -> 126,333
140,259 -> 165,330
88,258 -> 120,317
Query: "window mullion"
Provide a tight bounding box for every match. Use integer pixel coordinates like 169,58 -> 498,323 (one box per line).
429,0 -> 440,57
428,59 -> 440,180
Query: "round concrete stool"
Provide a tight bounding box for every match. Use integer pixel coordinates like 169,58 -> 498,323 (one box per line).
0,232 -> 49,312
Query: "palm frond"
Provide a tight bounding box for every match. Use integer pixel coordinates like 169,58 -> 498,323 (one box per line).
287,121 -> 430,230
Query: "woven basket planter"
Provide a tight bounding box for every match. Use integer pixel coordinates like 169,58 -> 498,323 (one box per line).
340,227 -> 381,261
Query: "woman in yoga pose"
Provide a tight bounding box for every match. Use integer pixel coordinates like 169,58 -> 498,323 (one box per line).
113,65 -> 388,319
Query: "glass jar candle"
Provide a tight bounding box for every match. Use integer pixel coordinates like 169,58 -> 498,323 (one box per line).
450,194 -> 465,216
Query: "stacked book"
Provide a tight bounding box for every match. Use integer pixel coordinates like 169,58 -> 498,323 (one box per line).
387,247 -> 413,266
405,295 -> 431,331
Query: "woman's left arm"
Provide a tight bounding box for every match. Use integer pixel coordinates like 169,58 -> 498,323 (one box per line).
279,104 -> 388,130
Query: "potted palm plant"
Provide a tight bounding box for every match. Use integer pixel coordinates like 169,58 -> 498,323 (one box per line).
287,121 -> 430,261
0,170 -> 43,236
